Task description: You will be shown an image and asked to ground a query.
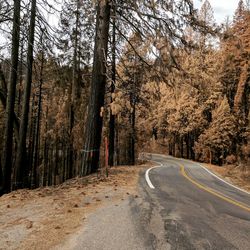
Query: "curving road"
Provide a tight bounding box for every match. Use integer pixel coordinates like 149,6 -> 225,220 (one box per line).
139,154 -> 250,250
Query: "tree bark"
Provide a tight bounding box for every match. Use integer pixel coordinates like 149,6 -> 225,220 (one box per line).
233,62 -> 249,114
15,0 -> 37,189
0,65 -> 20,141
81,0 -> 111,176
1,0 -> 21,195
32,49 -> 44,188
108,14 -> 116,167
129,94 -> 136,165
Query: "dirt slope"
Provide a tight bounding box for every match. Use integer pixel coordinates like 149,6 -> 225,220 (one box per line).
0,164 -> 150,250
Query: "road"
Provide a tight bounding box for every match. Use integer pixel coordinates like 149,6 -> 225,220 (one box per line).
57,154 -> 250,250
139,154 -> 250,250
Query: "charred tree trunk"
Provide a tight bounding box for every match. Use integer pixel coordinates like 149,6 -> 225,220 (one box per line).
72,0 -> 80,105
32,49 -> 44,188
0,65 -> 19,141
185,133 -> 190,159
168,140 -> 173,156
15,0 -> 37,189
81,0 -> 111,176
1,0 -> 21,195
68,0 -> 81,179
190,133 -> 195,160
17,40 -> 24,116
108,14 -> 116,167
42,105 -> 48,186
115,120 -> 119,165
27,95 -> 36,187
130,102 -> 136,165
180,136 -> 184,158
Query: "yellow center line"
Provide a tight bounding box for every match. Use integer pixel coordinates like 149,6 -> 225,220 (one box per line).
180,165 -> 250,213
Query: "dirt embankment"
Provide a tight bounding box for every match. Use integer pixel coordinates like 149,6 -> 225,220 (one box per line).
204,163 -> 250,192
0,164 -> 150,250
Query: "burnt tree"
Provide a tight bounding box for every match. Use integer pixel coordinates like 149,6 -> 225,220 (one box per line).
81,0 -> 111,175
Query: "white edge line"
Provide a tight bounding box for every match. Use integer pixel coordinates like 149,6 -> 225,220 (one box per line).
141,153 -> 250,195
145,162 -> 163,189
174,157 -> 250,195
197,162 -> 250,195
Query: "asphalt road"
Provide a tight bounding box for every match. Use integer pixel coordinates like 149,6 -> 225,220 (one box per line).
57,154 -> 250,250
140,154 -> 250,250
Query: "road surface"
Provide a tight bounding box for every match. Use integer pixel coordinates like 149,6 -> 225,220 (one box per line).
139,154 -> 250,250
58,154 -> 250,250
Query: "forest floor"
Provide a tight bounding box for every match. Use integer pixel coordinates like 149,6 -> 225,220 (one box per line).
0,163 -> 150,250
204,163 -> 250,192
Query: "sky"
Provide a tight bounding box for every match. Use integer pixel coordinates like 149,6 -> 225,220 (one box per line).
194,0 -> 240,24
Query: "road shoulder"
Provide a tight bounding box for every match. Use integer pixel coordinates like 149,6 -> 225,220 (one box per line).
0,164 -> 150,250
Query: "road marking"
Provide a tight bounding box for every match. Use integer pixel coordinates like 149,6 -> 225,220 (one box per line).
145,165 -> 162,189
196,162 -> 250,195
180,165 -> 250,212
162,155 -> 250,195
174,157 -> 250,195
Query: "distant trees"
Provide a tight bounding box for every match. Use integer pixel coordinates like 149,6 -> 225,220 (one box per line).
220,0 -> 250,162
136,0 -> 249,166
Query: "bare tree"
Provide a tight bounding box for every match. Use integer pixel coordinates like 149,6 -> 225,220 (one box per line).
1,0 -> 21,194
15,0 -> 37,189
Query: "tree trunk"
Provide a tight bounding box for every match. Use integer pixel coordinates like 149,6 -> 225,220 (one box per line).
168,140 -> 172,156
108,14 -> 116,167
81,0 -> 111,176
173,134 -> 176,157
180,136 -> 184,158
190,133 -> 195,160
0,65 -> 20,142
72,0 -> 80,104
15,0 -> 37,189
27,95 -> 36,187
115,119 -> 119,165
1,0 -> 21,195
129,98 -> 136,165
32,47 -> 44,188
17,40 -> 24,116
233,62 -> 249,114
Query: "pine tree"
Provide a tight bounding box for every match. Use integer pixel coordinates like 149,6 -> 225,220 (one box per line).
195,97 -> 236,164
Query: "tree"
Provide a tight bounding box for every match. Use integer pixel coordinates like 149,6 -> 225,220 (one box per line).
198,0 -> 216,49
15,0 -> 37,189
195,97 -> 236,164
1,0 -> 21,194
108,5 -> 116,167
81,0 -> 111,175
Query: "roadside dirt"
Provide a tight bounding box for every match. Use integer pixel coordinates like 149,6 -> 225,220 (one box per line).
0,163 -> 150,250
204,163 -> 250,192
